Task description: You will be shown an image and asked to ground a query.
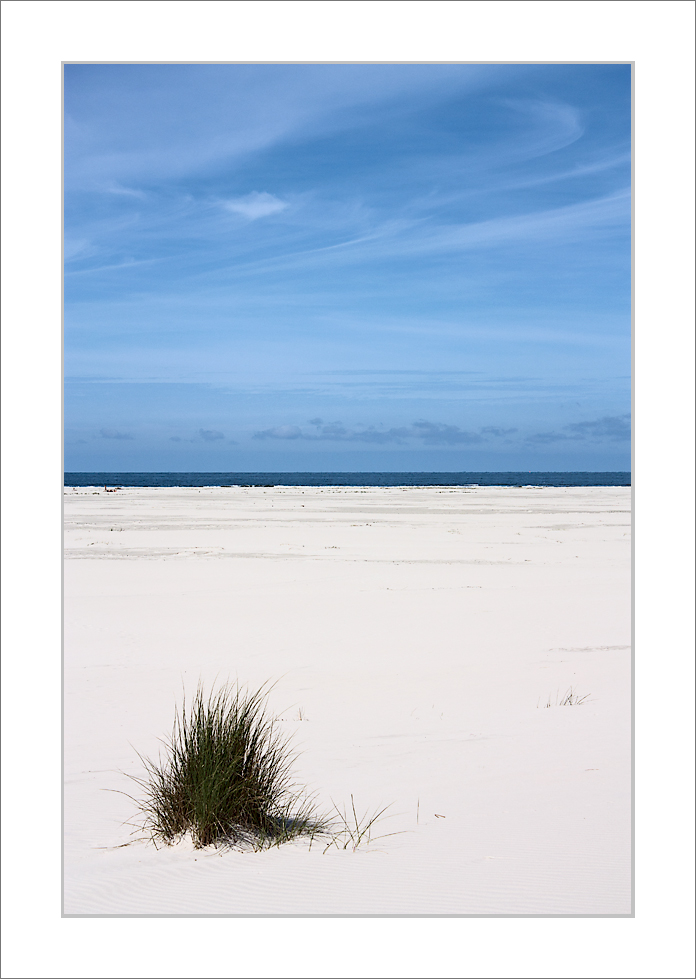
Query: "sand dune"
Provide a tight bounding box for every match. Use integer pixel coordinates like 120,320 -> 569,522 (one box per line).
63,485 -> 631,915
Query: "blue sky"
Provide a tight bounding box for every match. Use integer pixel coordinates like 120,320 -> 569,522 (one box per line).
64,63 -> 630,472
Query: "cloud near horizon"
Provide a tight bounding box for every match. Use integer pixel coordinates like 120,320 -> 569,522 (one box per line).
253,415 -> 629,448
565,414 -> 631,440
99,428 -> 134,440
527,413 -> 630,444
253,419 -> 518,445
170,429 -> 235,443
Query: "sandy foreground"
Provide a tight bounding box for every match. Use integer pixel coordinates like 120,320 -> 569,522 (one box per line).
63,485 -> 631,915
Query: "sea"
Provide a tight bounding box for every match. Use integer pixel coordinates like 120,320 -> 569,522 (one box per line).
64,472 -> 631,488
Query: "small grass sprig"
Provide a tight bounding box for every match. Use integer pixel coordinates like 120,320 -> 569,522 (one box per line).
538,686 -> 591,708
323,795 -> 399,853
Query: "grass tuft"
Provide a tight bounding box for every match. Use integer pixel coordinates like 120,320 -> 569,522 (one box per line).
129,682 -> 326,850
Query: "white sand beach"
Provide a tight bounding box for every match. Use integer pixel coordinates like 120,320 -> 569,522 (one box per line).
63,485 -> 631,915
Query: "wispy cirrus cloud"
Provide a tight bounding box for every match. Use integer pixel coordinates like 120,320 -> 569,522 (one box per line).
495,98 -> 583,162
105,184 -> 148,199
64,64 -> 509,189
192,188 -> 629,286
64,238 -> 91,261
65,257 -> 164,276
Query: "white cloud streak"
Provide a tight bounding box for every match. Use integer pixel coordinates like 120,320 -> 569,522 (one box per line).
221,192 -> 288,220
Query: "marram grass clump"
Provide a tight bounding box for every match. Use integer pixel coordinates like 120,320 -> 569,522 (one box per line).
131,683 -> 326,850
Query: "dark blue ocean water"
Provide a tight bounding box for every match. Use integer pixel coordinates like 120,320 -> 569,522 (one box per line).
65,472 -> 631,488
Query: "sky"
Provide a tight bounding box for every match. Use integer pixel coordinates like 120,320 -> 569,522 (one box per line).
64,63 -> 631,472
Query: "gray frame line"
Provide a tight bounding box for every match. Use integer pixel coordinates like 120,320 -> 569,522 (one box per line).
61,61 -> 66,919
630,60 -> 636,920
65,913 -> 633,919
